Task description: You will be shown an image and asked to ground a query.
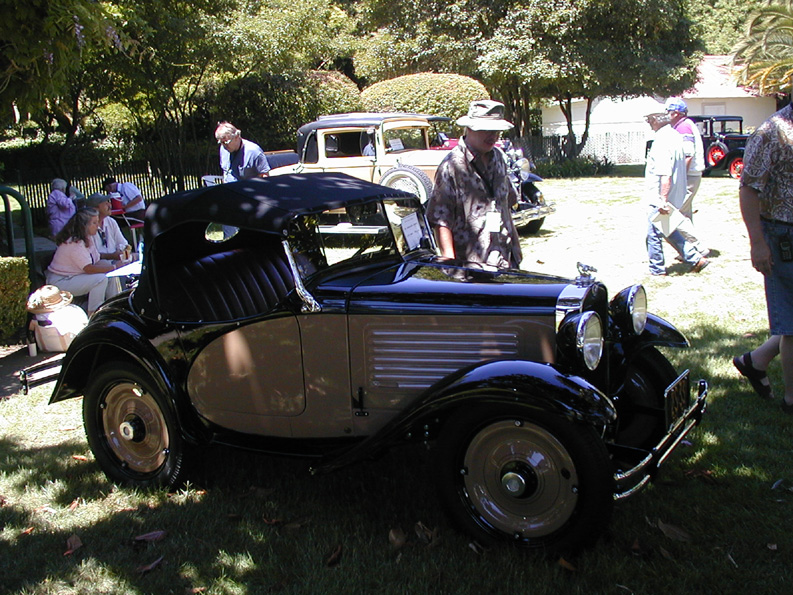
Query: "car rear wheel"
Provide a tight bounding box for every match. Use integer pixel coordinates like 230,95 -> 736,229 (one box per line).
728,156 -> 743,179
434,406 -> 614,553
379,165 -> 433,202
83,362 -> 191,488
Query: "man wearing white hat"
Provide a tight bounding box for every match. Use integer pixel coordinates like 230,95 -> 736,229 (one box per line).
426,100 -> 522,268
665,97 -> 708,255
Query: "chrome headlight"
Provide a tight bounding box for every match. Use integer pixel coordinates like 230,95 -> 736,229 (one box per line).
515,157 -> 531,181
610,285 -> 648,335
558,311 -> 604,371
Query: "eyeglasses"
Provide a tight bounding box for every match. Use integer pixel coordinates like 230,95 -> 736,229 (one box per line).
218,137 -> 235,146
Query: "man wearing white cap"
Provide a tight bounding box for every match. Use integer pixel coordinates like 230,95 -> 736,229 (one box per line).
426,100 -> 522,268
666,97 -> 708,255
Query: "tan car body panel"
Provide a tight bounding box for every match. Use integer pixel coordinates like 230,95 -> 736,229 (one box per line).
186,309 -> 556,439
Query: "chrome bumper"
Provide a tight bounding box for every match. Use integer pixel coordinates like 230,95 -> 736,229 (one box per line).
19,354 -> 64,394
511,201 -> 556,227
612,373 -> 708,500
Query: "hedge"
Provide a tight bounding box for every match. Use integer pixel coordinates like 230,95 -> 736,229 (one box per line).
361,73 -> 489,121
0,257 -> 29,342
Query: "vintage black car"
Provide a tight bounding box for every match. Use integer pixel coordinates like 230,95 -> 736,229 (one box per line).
45,173 -> 707,553
691,115 -> 748,178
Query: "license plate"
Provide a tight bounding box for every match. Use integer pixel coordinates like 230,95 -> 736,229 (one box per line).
664,371 -> 691,430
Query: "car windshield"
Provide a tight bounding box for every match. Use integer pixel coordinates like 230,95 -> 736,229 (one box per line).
288,198 -> 435,278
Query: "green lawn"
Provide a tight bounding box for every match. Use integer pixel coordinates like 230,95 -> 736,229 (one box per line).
2,168 -> 792,594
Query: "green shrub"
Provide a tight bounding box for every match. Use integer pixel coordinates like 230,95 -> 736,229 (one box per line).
361,73 -> 488,121
534,156 -> 616,178
0,257 -> 29,342
209,70 -> 363,151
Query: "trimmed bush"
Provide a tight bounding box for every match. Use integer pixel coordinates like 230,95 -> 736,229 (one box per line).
534,156 -> 616,178
0,257 -> 29,342
210,70 -> 363,151
361,73 -> 489,120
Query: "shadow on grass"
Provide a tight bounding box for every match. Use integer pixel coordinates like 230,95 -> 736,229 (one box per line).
2,322 -> 792,592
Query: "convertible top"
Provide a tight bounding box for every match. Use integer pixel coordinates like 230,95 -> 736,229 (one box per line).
143,173 -> 416,243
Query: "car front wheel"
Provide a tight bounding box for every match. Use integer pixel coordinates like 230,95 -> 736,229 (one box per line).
434,406 -> 614,553
83,362 -> 191,488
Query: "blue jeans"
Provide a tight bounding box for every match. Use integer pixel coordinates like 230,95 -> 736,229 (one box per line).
646,207 -> 701,275
763,219 -> 793,335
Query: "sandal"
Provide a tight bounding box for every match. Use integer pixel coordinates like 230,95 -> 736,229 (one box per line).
733,352 -> 774,400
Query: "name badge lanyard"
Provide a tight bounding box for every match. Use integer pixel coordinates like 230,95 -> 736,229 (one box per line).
470,157 -> 502,233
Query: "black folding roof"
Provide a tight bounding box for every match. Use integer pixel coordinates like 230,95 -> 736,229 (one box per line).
143,173 -> 416,243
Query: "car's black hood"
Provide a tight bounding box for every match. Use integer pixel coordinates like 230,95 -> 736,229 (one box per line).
342,258 -> 578,315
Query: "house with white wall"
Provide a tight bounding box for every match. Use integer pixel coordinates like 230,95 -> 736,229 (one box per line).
540,56 -> 778,164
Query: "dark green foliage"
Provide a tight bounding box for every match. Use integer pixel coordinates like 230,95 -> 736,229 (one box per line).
0,257 -> 29,341
535,156 -> 615,178
207,70 -> 363,151
361,73 -> 489,119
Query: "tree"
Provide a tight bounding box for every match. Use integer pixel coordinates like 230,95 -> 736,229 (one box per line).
732,0 -> 793,94
479,0 -> 702,157
689,0 -> 763,55
0,0 -> 127,120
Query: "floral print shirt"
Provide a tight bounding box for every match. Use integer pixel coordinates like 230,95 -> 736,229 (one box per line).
741,103 -> 793,224
426,137 -> 522,267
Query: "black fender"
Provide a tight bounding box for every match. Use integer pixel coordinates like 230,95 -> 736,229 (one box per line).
49,317 -> 210,445
639,313 -> 688,348
314,359 -> 616,474
608,313 -> 687,387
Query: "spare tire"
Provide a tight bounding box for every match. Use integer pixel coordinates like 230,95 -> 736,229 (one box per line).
706,141 -> 728,167
379,165 -> 433,202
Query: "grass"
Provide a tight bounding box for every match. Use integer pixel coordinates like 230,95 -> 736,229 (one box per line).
2,166 -> 793,594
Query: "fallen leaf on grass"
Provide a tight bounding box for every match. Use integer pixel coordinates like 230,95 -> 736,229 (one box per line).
21,527 -> 35,536
767,543 -> 778,551
630,537 -> 650,557
283,517 -> 311,531
63,534 -> 83,556
771,479 -> 784,490
414,521 -> 440,546
0,495 -> 7,507
325,544 -> 343,567
388,527 -> 406,549
685,468 -> 719,484
137,555 -> 164,574
657,519 -> 690,542
72,455 -> 88,462
35,505 -> 57,514
262,517 -> 283,525
69,499 -> 80,511
558,557 -> 576,572
134,530 -> 167,543
659,546 -> 674,561
468,541 -> 487,555
185,588 -> 207,594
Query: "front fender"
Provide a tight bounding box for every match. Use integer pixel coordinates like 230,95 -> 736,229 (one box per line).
48,319 -> 209,445
314,359 -> 616,474
638,313 -> 688,348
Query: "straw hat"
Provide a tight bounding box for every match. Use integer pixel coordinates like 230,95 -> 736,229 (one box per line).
26,285 -> 74,314
455,100 -> 514,131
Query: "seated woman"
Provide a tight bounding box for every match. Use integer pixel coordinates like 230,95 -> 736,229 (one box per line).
46,178 -> 76,238
46,208 -> 127,316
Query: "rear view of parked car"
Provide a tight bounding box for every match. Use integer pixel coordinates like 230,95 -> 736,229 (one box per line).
691,115 -> 748,178
37,173 -> 707,554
